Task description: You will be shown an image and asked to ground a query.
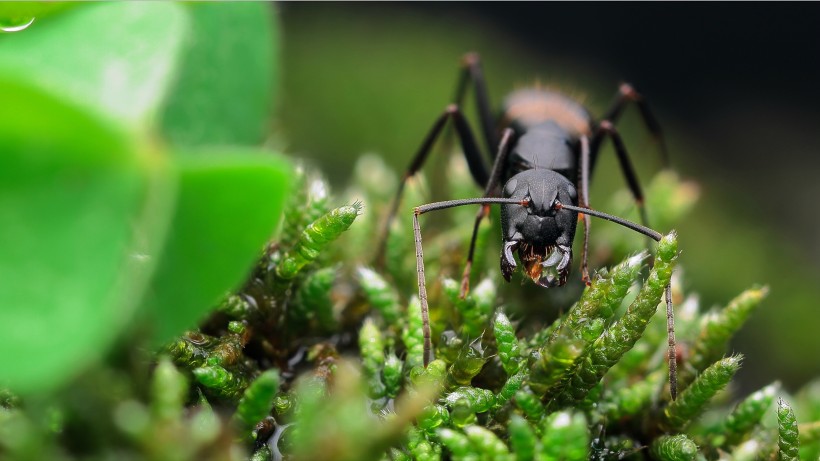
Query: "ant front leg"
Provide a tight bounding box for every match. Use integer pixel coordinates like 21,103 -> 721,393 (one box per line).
459,128 -> 515,298
460,205 -> 492,298
375,105 -> 490,267
595,82 -> 668,167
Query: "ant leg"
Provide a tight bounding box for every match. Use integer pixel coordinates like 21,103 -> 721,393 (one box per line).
413,196 -> 530,366
376,105 -> 490,267
452,52 -> 499,158
576,124 -> 677,399
459,128 -> 515,298
592,121 -> 650,229
595,83 -> 668,167
459,204 -> 491,297
578,136 -> 592,285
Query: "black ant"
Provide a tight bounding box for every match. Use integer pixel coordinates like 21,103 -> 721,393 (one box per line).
377,52 -> 677,399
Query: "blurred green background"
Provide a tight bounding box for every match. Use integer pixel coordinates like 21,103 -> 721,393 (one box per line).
275,3 -> 820,393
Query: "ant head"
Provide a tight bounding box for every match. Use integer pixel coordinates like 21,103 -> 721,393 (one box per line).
500,169 -> 578,287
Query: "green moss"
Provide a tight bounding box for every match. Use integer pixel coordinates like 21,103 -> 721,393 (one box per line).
3,156 -> 820,461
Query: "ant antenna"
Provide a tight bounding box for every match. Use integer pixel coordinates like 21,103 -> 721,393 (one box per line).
554,202 -> 662,241
412,197 -> 527,367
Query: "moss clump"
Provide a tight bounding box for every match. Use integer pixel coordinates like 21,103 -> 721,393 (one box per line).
1,156 -> 818,461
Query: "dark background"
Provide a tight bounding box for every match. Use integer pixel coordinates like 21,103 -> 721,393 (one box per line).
277,3 -> 820,393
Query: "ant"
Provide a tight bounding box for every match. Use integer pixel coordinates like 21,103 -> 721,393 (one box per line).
377,52 -> 678,399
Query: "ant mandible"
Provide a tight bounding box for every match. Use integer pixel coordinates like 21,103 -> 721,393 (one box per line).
377,52 -> 677,399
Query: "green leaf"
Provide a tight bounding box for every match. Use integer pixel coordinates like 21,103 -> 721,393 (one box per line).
144,151 -> 292,342
540,411 -> 589,461
0,3 -> 74,31
778,398 -> 800,461
0,2 -> 189,129
275,203 -> 362,281
0,78 -> 166,394
152,357 -> 188,424
160,2 -> 278,147
507,415 -> 536,461
720,382 -> 779,447
233,369 -> 280,438
663,355 -> 743,431
650,434 -> 698,461
0,2 -> 284,390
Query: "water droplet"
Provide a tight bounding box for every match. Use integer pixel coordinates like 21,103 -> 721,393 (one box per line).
0,17 -> 35,33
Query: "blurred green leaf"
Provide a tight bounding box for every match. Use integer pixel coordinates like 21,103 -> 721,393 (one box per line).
160,3 -> 278,147
144,151 -> 292,342
0,78 -> 166,394
0,2 -> 286,392
0,2 -> 73,28
0,2 -> 189,130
